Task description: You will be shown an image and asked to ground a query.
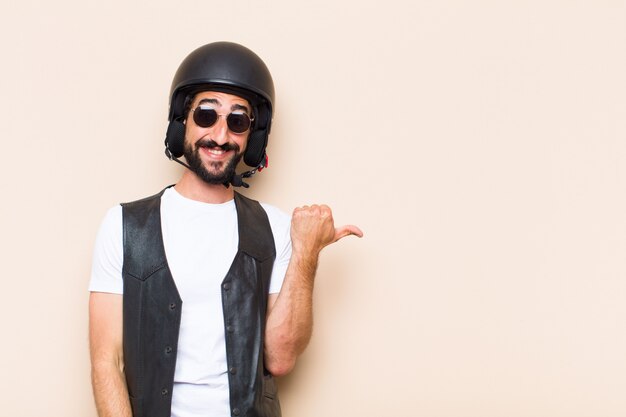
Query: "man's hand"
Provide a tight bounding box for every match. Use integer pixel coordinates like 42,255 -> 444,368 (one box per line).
290,204 -> 363,256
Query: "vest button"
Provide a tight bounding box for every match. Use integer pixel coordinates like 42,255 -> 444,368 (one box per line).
226,325 -> 234,333
232,407 -> 240,416
223,283 -> 231,291
165,346 -> 173,354
161,388 -> 168,396
229,367 -> 237,375
169,302 -> 177,310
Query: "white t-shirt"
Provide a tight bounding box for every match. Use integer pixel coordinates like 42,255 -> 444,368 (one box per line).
89,187 -> 292,417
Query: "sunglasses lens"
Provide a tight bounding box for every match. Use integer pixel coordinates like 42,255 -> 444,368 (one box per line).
193,107 -> 252,133
227,113 -> 251,134
193,107 -> 218,128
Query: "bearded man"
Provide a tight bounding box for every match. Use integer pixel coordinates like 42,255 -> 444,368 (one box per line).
88,42 -> 362,417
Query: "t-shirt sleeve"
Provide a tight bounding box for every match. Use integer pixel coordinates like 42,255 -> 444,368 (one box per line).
262,204 -> 292,294
88,205 -> 124,294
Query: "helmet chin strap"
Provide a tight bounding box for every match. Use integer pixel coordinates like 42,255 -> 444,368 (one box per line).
164,148 -> 265,189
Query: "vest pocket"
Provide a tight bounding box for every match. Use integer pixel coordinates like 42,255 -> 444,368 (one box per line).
129,395 -> 143,416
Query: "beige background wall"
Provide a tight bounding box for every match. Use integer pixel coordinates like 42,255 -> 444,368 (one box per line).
1,1 -> 625,416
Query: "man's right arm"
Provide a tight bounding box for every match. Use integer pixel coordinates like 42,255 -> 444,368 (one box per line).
89,292 -> 132,417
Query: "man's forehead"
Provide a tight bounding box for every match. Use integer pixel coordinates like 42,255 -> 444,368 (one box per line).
193,90 -> 250,107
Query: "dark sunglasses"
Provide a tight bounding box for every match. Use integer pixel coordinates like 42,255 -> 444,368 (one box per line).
192,105 -> 254,134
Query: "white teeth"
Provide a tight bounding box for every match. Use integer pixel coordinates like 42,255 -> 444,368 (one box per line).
208,148 -> 225,155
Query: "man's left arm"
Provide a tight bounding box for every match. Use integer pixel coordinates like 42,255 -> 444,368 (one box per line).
264,204 -> 363,376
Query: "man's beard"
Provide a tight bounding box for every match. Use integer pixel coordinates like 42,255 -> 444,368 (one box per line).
183,138 -> 243,185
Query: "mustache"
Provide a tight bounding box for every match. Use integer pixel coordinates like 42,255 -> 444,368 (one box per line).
195,138 -> 240,153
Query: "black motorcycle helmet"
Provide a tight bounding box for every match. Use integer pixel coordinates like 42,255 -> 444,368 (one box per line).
164,41 -> 275,168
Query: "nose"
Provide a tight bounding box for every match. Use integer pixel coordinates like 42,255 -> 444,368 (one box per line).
210,116 -> 229,145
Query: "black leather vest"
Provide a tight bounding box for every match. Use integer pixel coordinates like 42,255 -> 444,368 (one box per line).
121,187 -> 281,417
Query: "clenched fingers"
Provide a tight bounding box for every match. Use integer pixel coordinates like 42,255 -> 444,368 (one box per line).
291,204 -> 362,253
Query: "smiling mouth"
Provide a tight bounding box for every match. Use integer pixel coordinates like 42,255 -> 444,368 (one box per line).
198,145 -> 236,163
205,147 -> 228,155
197,138 -> 239,151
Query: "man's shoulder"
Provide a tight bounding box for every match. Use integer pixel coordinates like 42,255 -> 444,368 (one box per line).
259,202 -> 290,220
234,193 -> 291,223
121,186 -> 173,209
259,201 -> 291,236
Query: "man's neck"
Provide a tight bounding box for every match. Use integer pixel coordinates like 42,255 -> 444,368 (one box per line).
174,170 -> 235,204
